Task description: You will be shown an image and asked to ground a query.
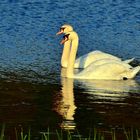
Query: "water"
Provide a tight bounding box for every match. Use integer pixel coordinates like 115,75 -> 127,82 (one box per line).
0,0 -> 140,139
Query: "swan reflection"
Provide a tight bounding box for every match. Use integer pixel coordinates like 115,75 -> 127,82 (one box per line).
76,79 -> 139,102
54,68 -> 77,130
55,68 -> 140,130
74,78 -> 140,129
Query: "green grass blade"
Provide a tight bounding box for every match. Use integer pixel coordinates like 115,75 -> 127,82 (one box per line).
56,130 -> 63,140
94,127 -> 97,140
124,128 -> 130,140
111,129 -> 116,140
136,129 -> 140,140
0,124 -> 5,140
27,128 -> 31,140
15,128 -> 18,140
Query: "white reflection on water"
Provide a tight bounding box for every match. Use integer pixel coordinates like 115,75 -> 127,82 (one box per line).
76,79 -> 140,102
54,68 -> 140,130
54,68 -> 77,130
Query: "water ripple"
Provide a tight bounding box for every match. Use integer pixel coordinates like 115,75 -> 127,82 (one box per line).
0,0 -> 139,83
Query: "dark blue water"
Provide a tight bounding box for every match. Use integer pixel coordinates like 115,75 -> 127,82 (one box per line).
0,0 -> 140,139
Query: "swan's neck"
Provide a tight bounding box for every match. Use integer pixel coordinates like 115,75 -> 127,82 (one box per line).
61,40 -> 71,67
66,38 -> 79,78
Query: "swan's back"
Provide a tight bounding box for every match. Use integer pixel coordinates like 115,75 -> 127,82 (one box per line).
76,61 -> 140,80
74,50 -> 121,68
87,58 -> 132,69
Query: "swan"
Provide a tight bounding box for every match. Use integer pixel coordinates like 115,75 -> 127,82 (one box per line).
59,31 -> 140,80
57,24 -> 134,68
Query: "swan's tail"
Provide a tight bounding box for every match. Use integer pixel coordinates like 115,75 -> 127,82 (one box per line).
123,58 -> 135,64
129,66 -> 140,79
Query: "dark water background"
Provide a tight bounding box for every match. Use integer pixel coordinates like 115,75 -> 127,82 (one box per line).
0,0 -> 140,139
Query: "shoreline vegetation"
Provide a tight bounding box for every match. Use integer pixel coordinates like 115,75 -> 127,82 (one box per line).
0,125 -> 140,140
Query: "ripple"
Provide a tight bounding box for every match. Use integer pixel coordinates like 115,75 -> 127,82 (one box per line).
0,0 -> 139,84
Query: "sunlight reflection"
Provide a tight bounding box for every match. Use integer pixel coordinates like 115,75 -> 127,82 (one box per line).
54,68 -> 140,130
76,79 -> 140,102
54,68 -> 77,130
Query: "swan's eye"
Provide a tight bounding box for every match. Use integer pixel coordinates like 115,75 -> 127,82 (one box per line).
63,34 -> 70,40
60,34 -> 70,44
60,27 -> 65,32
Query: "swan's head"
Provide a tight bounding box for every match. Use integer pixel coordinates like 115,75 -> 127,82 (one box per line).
56,24 -> 73,35
60,31 -> 79,45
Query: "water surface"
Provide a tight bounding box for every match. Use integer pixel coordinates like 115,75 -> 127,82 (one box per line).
0,0 -> 140,139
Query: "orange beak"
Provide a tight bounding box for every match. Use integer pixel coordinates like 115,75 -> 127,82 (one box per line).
60,38 -> 68,45
56,30 -> 63,35
56,27 -> 66,35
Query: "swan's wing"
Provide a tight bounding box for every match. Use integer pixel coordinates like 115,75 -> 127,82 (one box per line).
74,51 -> 121,68
76,62 -> 131,80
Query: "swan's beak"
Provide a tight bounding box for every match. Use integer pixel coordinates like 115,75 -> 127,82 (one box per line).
56,30 -> 63,35
60,38 -> 68,45
56,27 -> 65,35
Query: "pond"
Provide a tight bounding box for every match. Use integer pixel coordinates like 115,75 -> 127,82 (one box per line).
0,0 -> 140,139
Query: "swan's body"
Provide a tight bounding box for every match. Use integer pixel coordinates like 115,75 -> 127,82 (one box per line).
74,50 -> 134,68
75,61 -> 140,80
84,58 -> 132,69
60,31 -> 140,80
57,24 -> 134,68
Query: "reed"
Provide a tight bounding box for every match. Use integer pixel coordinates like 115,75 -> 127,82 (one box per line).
40,128 -> 50,140
111,129 -> 116,140
0,125 -> 140,140
0,124 -> 5,140
15,127 -> 31,140
124,128 -> 140,140
56,129 -> 63,140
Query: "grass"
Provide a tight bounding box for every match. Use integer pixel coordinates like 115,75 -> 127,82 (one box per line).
0,125 -> 140,140
0,124 -> 5,140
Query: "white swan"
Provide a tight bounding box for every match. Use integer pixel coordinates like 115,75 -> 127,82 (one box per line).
60,31 -> 140,80
57,24 -> 134,68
